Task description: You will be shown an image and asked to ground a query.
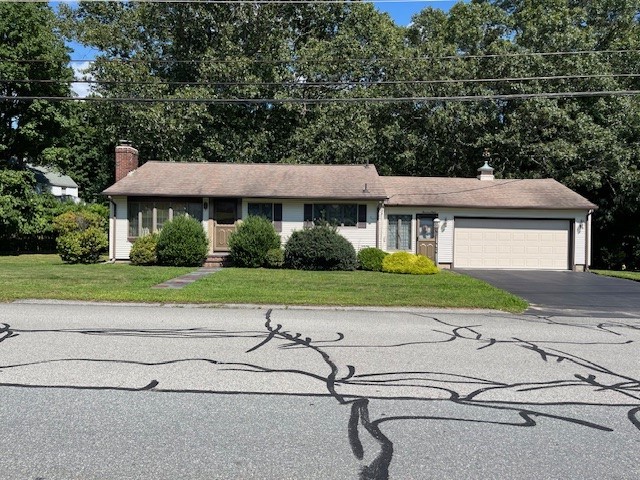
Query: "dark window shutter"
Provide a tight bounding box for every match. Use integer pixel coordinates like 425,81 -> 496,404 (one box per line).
274,203 -> 283,232
304,204 -> 313,227
357,204 -> 367,228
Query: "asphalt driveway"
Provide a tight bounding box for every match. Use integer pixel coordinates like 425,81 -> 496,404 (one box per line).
458,270 -> 640,318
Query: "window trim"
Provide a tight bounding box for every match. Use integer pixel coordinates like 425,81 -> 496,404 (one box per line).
127,197 -> 203,240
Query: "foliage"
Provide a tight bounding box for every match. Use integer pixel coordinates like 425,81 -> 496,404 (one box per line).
129,233 -> 159,266
357,247 -> 388,272
382,252 -> 439,275
156,215 -> 208,267
285,225 -> 357,271
228,215 -> 281,268
0,3 -> 72,162
55,227 -> 108,264
53,208 -> 108,264
264,248 -> 285,269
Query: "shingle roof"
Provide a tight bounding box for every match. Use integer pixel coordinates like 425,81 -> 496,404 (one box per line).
27,164 -> 78,188
102,161 -> 387,200
382,176 -> 597,210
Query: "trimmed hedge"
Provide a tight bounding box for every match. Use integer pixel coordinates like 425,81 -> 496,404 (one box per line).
53,209 -> 108,264
265,248 -> 285,268
382,252 -> 439,275
228,216 -> 281,267
357,247 -> 388,271
285,225 -> 357,271
156,215 -> 208,267
130,233 -> 159,266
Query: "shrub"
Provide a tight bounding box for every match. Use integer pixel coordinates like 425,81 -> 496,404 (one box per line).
228,216 -> 281,267
285,224 -> 357,271
357,247 -> 388,271
265,248 -> 285,268
130,233 -> 159,266
382,252 -> 439,275
156,215 -> 208,267
53,209 -> 108,264
56,227 -> 108,264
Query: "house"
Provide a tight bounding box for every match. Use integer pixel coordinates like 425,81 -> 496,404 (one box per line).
27,164 -> 80,203
103,143 -> 597,271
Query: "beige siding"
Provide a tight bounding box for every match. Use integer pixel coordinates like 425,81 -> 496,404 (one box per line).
112,196 -> 133,260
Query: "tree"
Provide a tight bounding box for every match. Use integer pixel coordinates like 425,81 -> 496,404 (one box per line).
0,3 -> 73,162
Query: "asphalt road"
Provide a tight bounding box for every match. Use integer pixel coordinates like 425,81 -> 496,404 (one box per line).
1,302 -> 639,479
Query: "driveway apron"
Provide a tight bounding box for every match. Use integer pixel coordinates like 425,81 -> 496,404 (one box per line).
457,270 -> 640,318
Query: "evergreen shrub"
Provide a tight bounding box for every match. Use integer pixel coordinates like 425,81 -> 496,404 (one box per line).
265,248 -> 285,268
285,224 -> 357,271
156,215 -> 208,267
228,216 -> 281,267
357,247 -> 388,271
53,209 -> 108,264
130,233 -> 159,266
382,252 -> 439,275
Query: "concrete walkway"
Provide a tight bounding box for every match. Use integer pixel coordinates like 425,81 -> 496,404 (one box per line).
152,267 -> 220,289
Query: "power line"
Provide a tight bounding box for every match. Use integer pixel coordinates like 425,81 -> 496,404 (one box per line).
2,90 -> 639,104
3,73 -> 640,87
2,49 -> 638,65
0,0 -> 452,3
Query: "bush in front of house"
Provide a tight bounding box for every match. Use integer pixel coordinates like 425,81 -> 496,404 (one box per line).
264,248 -> 285,268
382,251 -> 439,275
130,233 -> 159,266
228,215 -> 281,267
357,247 -> 389,271
53,209 -> 108,264
156,215 -> 208,267
285,224 -> 357,271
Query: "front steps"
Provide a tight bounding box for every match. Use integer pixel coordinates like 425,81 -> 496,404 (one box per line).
204,253 -> 232,268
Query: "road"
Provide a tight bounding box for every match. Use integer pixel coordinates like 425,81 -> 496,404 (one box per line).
0,302 -> 639,479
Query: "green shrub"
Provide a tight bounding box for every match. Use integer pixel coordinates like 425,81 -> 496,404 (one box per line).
265,248 -> 285,268
228,216 -> 281,267
56,227 -> 108,264
285,224 -> 357,271
53,209 -> 108,264
156,215 -> 208,267
357,247 -> 388,271
382,252 -> 439,275
130,233 -> 159,266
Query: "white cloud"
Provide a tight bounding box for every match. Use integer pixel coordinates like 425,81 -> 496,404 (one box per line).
71,61 -> 94,98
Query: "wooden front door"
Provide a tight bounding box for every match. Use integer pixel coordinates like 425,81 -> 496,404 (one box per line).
211,199 -> 239,252
416,214 -> 436,262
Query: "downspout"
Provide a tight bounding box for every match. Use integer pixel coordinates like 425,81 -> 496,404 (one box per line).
107,196 -> 117,263
586,209 -> 593,271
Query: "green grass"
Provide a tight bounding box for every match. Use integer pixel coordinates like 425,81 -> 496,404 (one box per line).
592,269 -> 640,282
0,254 -> 528,312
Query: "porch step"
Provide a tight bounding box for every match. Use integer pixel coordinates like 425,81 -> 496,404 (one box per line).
204,253 -> 233,268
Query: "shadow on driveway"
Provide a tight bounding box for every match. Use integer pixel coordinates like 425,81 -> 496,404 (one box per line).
457,270 -> 640,318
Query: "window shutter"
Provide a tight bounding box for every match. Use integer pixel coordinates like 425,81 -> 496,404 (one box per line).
304,204 -> 313,227
357,204 -> 367,228
274,203 -> 283,232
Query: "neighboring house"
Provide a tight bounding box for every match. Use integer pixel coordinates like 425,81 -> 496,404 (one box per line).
27,164 -> 80,203
103,143 -> 597,271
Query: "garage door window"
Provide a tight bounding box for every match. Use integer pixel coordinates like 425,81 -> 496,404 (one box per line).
388,215 -> 412,250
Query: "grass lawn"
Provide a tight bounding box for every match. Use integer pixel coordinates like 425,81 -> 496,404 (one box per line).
0,254 -> 528,312
592,270 -> 640,282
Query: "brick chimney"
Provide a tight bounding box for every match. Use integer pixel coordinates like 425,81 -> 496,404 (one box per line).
115,140 -> 139,182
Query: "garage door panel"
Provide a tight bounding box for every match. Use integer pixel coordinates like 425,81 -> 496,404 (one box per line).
454,218 -> 570,270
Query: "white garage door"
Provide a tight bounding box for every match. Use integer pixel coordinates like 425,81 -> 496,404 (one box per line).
454,218 -> 570,270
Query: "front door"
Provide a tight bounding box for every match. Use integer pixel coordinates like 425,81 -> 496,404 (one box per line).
211,198 -> 239,252
416,215 -> 436,262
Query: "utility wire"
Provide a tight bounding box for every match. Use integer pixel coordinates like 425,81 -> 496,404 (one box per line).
2,49 -> 638,65
2,90 -> 639,104
3,0 -> 455,3
3,73 -> 640,87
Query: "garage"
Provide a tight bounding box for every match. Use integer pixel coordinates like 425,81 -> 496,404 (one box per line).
454,218 -> 571,270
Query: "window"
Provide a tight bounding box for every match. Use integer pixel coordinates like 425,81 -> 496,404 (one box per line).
304,203 -> 367,228
388,214 -> 412,250
128,198 -> 203,238
248,202 -> 283,232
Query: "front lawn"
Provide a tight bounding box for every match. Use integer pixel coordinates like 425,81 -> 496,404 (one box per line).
592,270 -> 640,282
0,255 -> 528,312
